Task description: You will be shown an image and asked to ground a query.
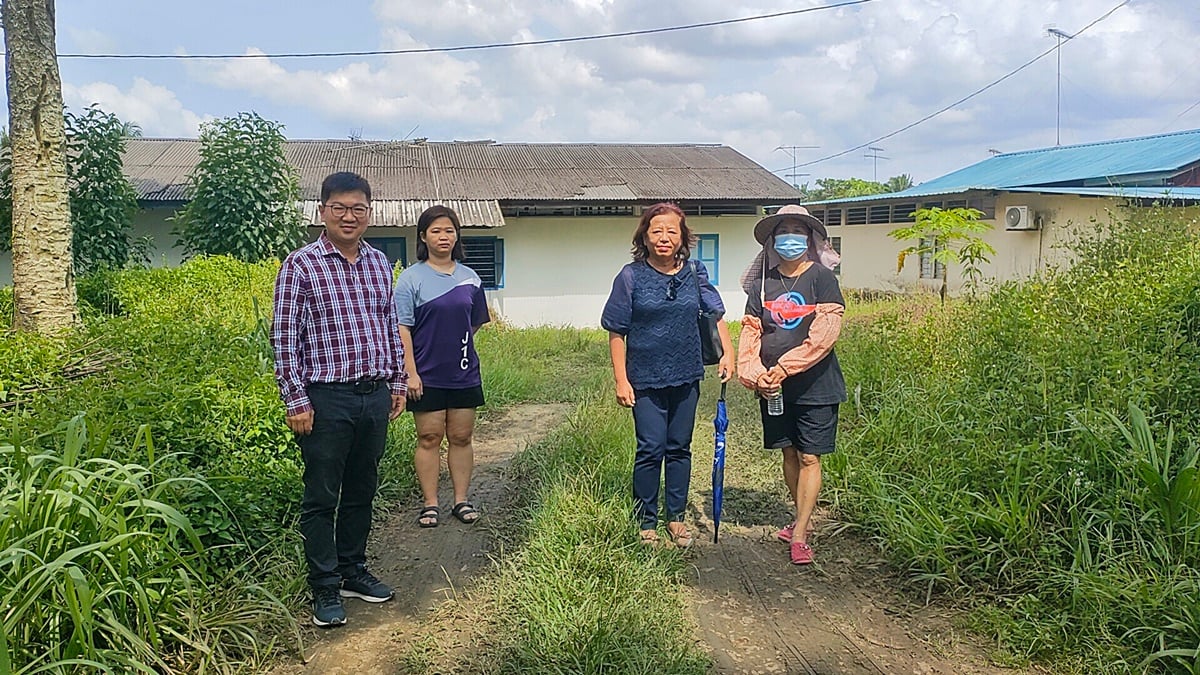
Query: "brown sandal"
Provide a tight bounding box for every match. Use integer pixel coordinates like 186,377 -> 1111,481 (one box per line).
639,529 -> 660,546
667,523 -> 694,549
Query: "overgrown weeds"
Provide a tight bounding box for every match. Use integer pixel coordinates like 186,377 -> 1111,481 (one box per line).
832,205 -> 1200,672
0,415 -> 297,672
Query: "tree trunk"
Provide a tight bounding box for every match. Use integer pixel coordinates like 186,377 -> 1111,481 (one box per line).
3,0 -> 77,332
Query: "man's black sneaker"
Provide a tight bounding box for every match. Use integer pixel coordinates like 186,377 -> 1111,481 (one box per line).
340,565 -> 394,603
311,584 -> 346,627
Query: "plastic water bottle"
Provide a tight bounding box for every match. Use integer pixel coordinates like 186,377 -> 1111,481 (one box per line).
766,392 -> 784,416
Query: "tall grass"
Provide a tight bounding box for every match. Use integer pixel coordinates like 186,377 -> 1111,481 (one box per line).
0,257 -> 318,672
0,415 -> 296,673
463,391 -> 710,674
831,206 -> 1200,672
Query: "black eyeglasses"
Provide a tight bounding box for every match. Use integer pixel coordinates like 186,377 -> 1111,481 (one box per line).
666,276 -> 682,301
324,203 -> 371,219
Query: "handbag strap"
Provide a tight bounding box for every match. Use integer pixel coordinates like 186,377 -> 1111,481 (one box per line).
691,260 -> 704,314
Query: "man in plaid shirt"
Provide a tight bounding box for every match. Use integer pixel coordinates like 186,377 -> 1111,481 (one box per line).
271,171 -> 407,627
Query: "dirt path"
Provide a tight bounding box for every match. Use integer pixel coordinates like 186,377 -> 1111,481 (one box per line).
272,403 -> 571,675
685,511 -> 1023,675
272,401 -> 1025,674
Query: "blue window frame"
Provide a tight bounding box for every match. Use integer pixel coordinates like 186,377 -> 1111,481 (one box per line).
695,234 -> 719,285
462,236 -> 505,289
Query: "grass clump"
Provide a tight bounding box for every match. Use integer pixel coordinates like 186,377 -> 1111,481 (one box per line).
463,390 -> 710,674
0,415 -> 295,672
831,206 -> 1200,672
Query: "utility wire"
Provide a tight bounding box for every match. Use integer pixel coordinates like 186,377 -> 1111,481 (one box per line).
785,0 -> 1129,171
58,0 -> 878,60
1168,99 -> 1200,126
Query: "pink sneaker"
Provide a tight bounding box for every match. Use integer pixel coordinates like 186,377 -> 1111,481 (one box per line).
790,541 -> 813,565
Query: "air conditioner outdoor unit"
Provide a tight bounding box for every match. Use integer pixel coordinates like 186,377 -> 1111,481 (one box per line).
1004,205 -> 1038,230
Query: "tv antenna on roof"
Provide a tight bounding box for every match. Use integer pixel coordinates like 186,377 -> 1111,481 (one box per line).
1046,26 -> 1075,146
864,146 -> 889,182
775,145 -> 819,193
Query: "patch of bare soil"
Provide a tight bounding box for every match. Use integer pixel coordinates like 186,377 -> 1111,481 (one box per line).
268,403 -> 571,675
685,509 -> 1031,675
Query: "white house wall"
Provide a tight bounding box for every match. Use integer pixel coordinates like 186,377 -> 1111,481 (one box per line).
831,194 -> 1173,294
485,215 -> 765,328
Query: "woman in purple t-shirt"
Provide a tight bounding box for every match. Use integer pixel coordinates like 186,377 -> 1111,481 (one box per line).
394,205 -> 491,529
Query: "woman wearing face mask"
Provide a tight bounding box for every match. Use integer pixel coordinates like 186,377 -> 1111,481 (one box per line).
737,205 -> 846,565
601,202 -> 735,548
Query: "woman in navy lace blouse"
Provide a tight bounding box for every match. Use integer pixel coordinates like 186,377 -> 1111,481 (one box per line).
601,202 -> 734,548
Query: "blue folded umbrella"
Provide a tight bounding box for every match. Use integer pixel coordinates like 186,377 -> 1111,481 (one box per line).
711,382 -> 728,544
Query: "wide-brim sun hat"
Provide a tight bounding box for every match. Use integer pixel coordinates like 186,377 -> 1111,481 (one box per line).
753,204 -> 828,244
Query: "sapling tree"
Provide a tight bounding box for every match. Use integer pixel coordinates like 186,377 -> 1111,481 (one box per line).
890,206 -> 996,304
173,112 -> 305,262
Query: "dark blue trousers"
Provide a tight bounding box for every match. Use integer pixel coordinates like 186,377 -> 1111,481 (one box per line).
631,381 -> 700,530
297,383 -> 391,588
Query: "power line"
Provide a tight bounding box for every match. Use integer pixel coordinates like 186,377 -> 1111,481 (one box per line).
787,0 -> 1130,171
58,0 -> 879,60
1168,99 -> 1200,126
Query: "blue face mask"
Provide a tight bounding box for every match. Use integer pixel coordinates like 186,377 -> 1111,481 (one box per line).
773,233 -> 809,260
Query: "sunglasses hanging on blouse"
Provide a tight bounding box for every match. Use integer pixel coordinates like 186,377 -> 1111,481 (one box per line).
666,275 -> 682,301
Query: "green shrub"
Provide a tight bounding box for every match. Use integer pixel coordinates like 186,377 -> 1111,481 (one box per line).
0,286 -> 11,329
106,255 -> 278,330
833,205 -> 1200,671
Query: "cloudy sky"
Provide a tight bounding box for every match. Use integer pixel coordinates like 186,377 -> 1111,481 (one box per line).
7,0 -> 1200,187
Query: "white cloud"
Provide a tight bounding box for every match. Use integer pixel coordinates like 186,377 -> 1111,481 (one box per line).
50,0 -> 1200,183
191,44 -> 505,135
62,78 -> 211,136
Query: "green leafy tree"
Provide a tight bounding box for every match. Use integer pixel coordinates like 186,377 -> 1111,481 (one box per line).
889,206 -> 996,304
174,112 -> 305,262
884,173 -> 914,193
3,109 -> 142,274
66,106 -> 140,274
804,177 -> 888,201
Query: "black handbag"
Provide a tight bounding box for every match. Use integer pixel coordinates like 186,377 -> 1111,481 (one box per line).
692,261 -> 723,366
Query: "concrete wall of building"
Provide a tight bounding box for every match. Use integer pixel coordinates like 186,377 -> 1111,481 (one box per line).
828,194 -> 1183,293
472,214 -> 764,327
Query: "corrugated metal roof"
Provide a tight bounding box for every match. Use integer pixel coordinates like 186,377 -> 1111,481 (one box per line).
919,129 -> 1200,192
805,184 -> 1200,206
1005,186 -> 1200,200
299,199 -> 504,228
808,128 -> 1200,206
805,187 -> 993,205
124,139 -> 797,204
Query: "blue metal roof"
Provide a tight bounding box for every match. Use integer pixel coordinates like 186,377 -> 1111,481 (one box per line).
1005,186 -> 1200,200
809,128 -> 1200,205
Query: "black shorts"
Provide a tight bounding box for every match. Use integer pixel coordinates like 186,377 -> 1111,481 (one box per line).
407,385 -> 485,413
759,402 -> 839,455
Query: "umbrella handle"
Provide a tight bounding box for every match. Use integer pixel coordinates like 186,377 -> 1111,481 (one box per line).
719,382 -> 727,401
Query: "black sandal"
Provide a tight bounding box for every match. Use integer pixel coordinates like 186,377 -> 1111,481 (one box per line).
417,505 -> 440,528
451,502 -> 480,524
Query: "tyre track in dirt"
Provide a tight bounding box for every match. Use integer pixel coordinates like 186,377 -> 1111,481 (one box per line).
269,403 -> 571,675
